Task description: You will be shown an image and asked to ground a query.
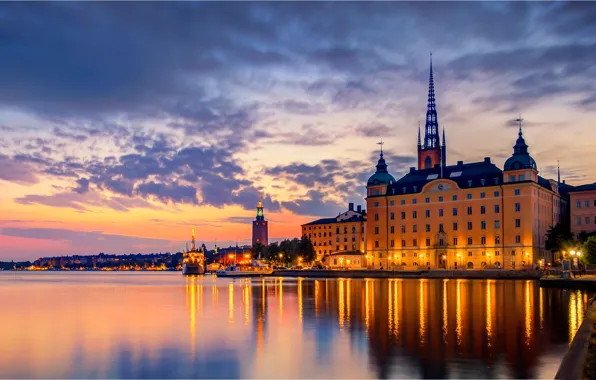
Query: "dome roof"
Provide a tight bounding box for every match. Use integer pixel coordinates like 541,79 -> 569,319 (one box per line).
504,128 -> 537,171
367,153 -> 396,186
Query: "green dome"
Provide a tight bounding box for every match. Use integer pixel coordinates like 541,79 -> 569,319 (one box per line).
367,153 -> 395,186
504,128 -> 537,171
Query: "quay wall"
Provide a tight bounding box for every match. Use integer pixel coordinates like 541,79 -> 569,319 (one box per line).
555,296 -> 596,380
271,269 -> 542,280
540,278 -> 596,291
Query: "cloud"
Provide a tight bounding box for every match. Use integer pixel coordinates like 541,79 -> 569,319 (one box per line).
282,190 -> 345,217
0,154 -> 39,185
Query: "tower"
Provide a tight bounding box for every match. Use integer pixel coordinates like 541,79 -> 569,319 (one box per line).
417,54 -> 446,170
252,200 -> 268,246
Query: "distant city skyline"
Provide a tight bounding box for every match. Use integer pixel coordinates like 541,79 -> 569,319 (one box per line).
1,2 -> 595,259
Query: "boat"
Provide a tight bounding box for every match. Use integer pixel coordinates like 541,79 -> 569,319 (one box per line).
182,227 -> 205,276
216,255 -> 272,278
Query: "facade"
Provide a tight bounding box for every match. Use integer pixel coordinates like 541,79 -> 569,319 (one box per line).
301,203 -> 366,262
365,59 -> 564,270
252,200 -> 269,246
323,252 -> 366,269
569,184 -> 596,238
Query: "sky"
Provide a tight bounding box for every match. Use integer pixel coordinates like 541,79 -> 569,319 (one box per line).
1,2 -> 595,260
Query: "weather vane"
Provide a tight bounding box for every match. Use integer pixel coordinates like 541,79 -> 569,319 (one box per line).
515,113 -> 524,133
377,138 -> 384,154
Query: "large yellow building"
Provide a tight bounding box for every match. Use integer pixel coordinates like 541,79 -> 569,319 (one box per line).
301,203 -> 366,262
365,60 -> 563,270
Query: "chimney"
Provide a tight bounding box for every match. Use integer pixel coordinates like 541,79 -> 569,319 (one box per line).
410,167 -> 415,173
563,180 -> 566,184
348,202 -> 354,211
357,205 -> 362,213
484,157 -> 491,163
457,160 -> 464,167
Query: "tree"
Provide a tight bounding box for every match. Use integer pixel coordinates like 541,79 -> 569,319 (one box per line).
265,242 -> 280,263
545,222 -> 574,260
578,231 -> 596,244
583,236 -> 596,265
299,235 -> 316,263
251,242 -> 265,259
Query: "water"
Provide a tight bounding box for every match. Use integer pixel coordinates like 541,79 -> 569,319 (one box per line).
0,272 -> 589,379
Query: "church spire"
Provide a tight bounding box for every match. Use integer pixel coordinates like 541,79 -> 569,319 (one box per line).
417,122 -> 421,147
424,53 -> 439,149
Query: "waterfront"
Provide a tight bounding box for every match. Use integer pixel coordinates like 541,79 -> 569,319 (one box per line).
0,273 -> 590,379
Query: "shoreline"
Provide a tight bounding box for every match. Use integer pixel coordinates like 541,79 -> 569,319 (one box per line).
272,269 -> 542,279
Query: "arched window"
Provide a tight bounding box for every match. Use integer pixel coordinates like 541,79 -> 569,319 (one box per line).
494,261 -> 501,267
402,262 -> 407,267
481,262 -> 487,269
424,156 -> 432,169
467,262 -> 474,269
413,262 -> 419,267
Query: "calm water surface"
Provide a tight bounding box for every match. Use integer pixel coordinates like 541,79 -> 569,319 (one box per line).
0,272 -> 589,379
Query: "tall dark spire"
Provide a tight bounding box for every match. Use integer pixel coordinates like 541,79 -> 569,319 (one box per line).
424,53 -> 440,149
417,122 -> 421,147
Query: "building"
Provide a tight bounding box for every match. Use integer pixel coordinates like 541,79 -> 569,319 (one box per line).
301,203 -> 367,262
365,58 -> 564,270
323,252 -> 366,269
252,200 -> 269,246
569,183 -> 596,239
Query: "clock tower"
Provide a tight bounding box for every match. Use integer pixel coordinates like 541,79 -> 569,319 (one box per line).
252,200 -> 269,247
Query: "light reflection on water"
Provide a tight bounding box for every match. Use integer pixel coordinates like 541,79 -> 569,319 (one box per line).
0,272 -> 590,379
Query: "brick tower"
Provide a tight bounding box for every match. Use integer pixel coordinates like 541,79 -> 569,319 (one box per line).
252,200 -> 268,246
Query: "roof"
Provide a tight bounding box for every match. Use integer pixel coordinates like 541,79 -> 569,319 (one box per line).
324,251 -> 364,257
386,158 -> 503,195
302,215 -> 365,226
568,183 -> 596,193
367,153 -> 396,186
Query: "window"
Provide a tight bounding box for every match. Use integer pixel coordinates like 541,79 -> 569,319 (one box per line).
373,189 -> 379,196
481,205 -> 486,214
425,197 -> 430,203
439,223 -> 444,232
585,217 -> 590,225
412,211 -> 417,219
323,232 -> 326,237
439,238 -> 444,245
594,216 -> 596,225
585,200 -> 590,208
494,191 -> 500,197
401,225 -> 406,233
336,245 -> 339,251
426,224 -> 431,232
401,240 -> 406,247
468,221 -> 473,230
374,201 -> 379,207
514,189 -> 520,196
375,241 -> 379,248
515,219 -> 521,228
439,208 -> 444,217
481,192 -> 486,198
413,198 -> 417,204
374,213 -> 379,221
425,209 -> 430,218
390,212 -> 395,220
515,235 -> 521,243
400,200 -> 405,205
426,238 -> 431,247
467,180 -> 472,187
412,225 -> 417,233
510,175 -> 516,182
390,200 -> 395,206
453,222 -> 458,231
344,245 -> 347,250
481,179 -> 486,186
352,227 -> 355,233
594,200 -> 596,207
453,237 -> 458,245
413,239 -> 418,246
519,174 -> 525,181
452,195 -> 458,201
494,220 -> 500,229
336,227 -> 339,234
494,204 -> 500,213
481,236 -> 486,244
390,226 -> 395,234
467,193 -> 472,200
390,240 -> 395,248
495,250 -> 500,256
467,236 -> 473,245
374,227 -> 379,234
577,200 -> 582,208
439,196 -> 444,202
577,217 -> 582,225
453,208 -> 458,216
494,177 -> 500,185
515,203 -> 520,212
467,206 -> 473,215
468,251 -> 473,257
481,221 -> 486,230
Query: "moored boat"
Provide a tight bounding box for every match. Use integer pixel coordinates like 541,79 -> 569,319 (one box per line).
182,227 -> 205,276
216,260 -> 272,278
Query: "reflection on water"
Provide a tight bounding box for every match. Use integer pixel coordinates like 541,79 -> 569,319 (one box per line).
0,272 -> 589,379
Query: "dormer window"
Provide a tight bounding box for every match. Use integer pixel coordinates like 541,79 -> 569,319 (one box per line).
467,180 -> 472,187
